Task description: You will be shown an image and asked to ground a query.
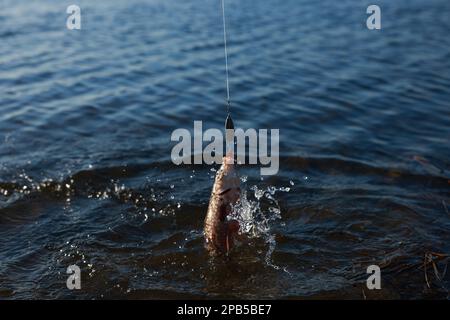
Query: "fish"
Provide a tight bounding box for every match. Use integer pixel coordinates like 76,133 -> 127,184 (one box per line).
204,115 -> 241,255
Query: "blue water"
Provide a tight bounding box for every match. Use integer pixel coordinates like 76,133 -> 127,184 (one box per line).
0,0 -> 449,299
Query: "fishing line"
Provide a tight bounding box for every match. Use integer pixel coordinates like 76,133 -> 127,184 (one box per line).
221,0 -> 231,115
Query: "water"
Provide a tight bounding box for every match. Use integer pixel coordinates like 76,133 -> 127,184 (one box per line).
1,0 -> 449,299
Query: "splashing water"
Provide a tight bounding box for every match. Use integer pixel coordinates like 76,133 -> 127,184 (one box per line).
228,178 -> 292,271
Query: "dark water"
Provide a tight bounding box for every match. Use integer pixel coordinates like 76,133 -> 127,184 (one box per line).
1,0 -> 449,299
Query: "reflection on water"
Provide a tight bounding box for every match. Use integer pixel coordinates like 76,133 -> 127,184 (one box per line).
1,0 -> 450,299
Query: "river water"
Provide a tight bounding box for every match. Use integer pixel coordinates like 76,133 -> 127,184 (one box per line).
0,0 -> 449,299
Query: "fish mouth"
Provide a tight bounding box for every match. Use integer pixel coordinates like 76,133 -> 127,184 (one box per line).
223,153 -> 235,166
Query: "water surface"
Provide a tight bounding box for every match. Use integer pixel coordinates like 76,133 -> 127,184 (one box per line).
0,0 -> 449,299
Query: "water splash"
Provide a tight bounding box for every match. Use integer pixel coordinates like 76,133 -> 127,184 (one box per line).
0,170 -> 179,220
228,181 -> 291,271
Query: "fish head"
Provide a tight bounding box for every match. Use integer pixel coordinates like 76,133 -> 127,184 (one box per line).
213,155 -> 240,205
